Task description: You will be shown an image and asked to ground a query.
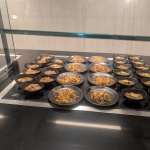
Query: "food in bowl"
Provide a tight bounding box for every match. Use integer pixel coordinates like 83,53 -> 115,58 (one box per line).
42,56 -> 52,60
116,71 -> 129,76
55,89 -> 78,104
130,57 -> 140,60
136,66 -> 149,70
71,57 -> 84,63
93,76 -> 115,86
90,90 -> 112,105
38,59 -> 47,64
118,79 -> 134,85
92,57 -> 106,63
92,64 -> 110,72
67,64 -> 83,72
25,84 -> 42,91
18,77 -> 33,82
115,61 -> 125,64
25,68 -> 40,75
54,59 -> 63,63
125,92 -> 143,100
39,77 -> 54,83
115,56 -> 125,60
50,64 -> 62,68
139,73 -> 150,78
117,65 -> 128,69
59,75 -> 80,85
45,70 -> 57,75
28,64 -> 40,68
144,81 -> 150,86
133,62 -> 144,65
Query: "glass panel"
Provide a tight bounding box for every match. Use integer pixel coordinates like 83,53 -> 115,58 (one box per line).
5,0 -> 150,37
0,0 -> 16,78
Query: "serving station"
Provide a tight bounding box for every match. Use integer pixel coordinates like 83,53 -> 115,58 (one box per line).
0,50 -> 150,150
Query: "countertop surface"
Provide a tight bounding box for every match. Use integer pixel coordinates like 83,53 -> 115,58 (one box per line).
0,49 -> 150,150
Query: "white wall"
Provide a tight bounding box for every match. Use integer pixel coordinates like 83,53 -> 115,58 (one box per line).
5,0 -> 150,55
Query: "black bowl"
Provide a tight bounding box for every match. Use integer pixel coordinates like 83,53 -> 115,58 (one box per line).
56,72 -> 84,86
34,58 -> 51,67
131,60 -> 146,65
113,54 -> 127,60
15,74 -> 35,85
116,77 -> 138,88
47,63 -> 64,71
114,63 -> 132,70
67,55 -> 87,63
129,55 -> 142,61
136,70 -> 150,79
51,57 -> 66,64
24,62 -> 42,69
38,54 -> 54,60
113,69 -> 133,77
48,85 -> 83,106
41,67 -> 59,76
89,63 -> 113,73
23,68 -> 41,76
133,64 -> 149,71
64,63 -> 88,73
141,78 -> 150,89
113,59 -> 129,64
35,74 -> 56,86
121,88 -> 147,103
21,81 -> 44,94
88,56 -> 109,63
88,72 -> 116,87
84,86 -> 119,107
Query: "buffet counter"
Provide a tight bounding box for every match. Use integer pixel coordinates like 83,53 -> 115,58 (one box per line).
0,49 -> 149,150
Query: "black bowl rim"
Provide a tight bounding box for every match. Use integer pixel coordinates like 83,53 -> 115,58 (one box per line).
23,68 -> 41,75
131,59 -> 146,64
136,70 -> 150,78
56,72 -> 85,86
113,69 -> 133,76
116,76 -> 138,86
113,54 -> 128,59
48,85 -> 83,106
88,56 -> 109,63
41,67 -> 59,75
35,74 -> 56,84
121,88 -> 147,101
129,55 -> 142,60
88,72 -> 116,86
114,63 -> 132,69
15,74 -> 35,84
47,62 -> 64,69
24,62 -> 42,68
88,62 -> 113,73
64,62 -> 88,73
51,57 -> 66,63
67,55 -> 87,63
113,59 -> 129,64
38,54 -> 54,60
21,81 -> 44,92
84,86 -> 119,107
133,64 -> 149,70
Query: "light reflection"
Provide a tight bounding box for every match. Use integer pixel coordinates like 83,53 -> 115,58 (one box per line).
0,115 -> 5,119
54,120 -> 121,130
11,15 -> 18,19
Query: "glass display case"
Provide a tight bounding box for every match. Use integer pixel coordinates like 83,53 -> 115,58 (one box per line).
0,1 -> 150,150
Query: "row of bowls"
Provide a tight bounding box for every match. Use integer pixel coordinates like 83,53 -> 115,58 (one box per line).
15,54 -> 150,105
